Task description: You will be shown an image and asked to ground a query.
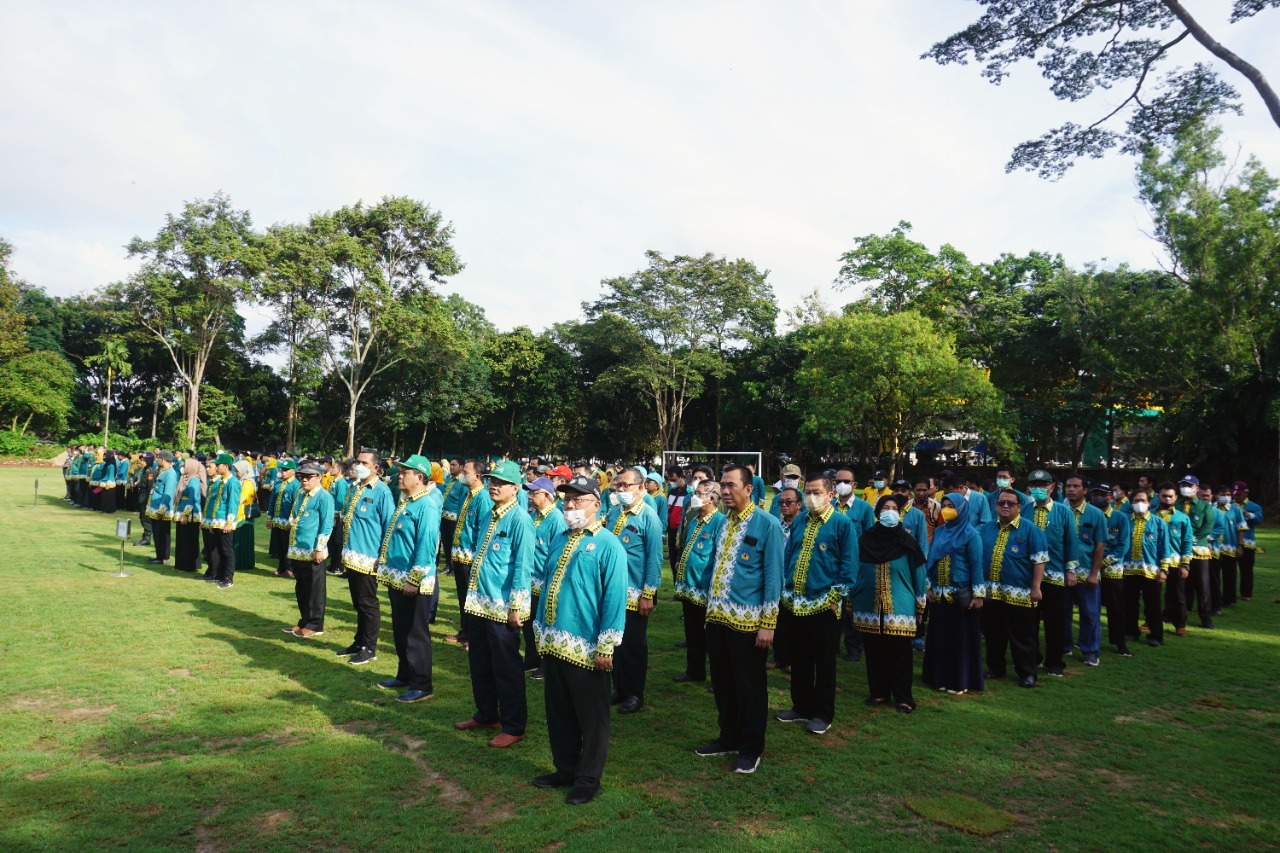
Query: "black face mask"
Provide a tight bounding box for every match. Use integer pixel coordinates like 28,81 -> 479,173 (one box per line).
1090,497 -> 1111,509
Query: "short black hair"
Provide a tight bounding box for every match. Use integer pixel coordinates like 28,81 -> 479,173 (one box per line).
721,463 -> 751,484
693,464 -> 714,479
941,474 -> 965,491
1156,481 -> 1177,493
913,477 -> 931,488
358,448 -> 383,470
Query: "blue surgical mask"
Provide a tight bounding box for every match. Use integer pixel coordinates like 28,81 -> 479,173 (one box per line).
873,480 -> 885,489
1030,487 -> 1049,502
996,477 -> 1012,489
617,490 -> 635,507
878,509 -> 900,527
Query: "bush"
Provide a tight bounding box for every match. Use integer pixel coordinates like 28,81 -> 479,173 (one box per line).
66,431 -> 155,454
0,432 -> 37,457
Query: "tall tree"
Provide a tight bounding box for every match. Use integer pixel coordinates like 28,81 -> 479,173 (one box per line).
112,193 -> 264,446
0,238 -> 32,360
304,197 -> 464,456
84,338 -> 131,446
925,1 -> 1280,178
0,350 -> 75,436
585,250 -> 774,452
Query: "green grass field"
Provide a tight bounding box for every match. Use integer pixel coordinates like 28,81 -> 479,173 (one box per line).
2,468 -> 1278,851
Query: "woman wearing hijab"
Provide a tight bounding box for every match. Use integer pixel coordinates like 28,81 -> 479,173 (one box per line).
100,451 -> 119,514
233,459 -> 258,574
174,458 -> 208,573
849,494 -> 927,713
921,493 -> 986,695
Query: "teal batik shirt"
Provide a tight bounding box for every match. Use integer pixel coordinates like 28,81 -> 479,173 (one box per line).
850,553 -> 927,637
440,477 -> 466,522
201,474 -> 242,530
1241,500 -> 1263,549
453,486 -> 495,567
834,495 -> 875,532
1101,507 -> 1133,580
673,510 -> 726,606
782,506 -> 857,616
94,463 -> 110,488
341,479 -> 396,575
465,498 -> 534,623
287,486 -> 335,560
927,528 -> 985,604
1217,502 -> 1247,552
1156,506 -> 1193,569
175,478 -> 202,521
146,466 -> 178,520
1022,500 -> 1080,586
1068,501 -> 1109,578
980,516 -> 1049,606
270,477 -> 301,527
529,505 -> 568,597
901,505 -> 930,561
115,458 -> 129,484
534,520 -> 628,669
603,499 -> 664,611
329,476 -> 350,522
376,485 -> 442,593
1122,512 -> 1170,579
706,504 -> 783,633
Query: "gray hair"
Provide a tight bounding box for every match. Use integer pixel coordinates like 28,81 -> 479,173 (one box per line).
697,480 -> 721,502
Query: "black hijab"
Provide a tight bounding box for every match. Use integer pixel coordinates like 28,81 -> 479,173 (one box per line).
859,494 -> 926,568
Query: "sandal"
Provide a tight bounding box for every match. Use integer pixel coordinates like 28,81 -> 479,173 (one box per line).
895,702 -> 916,714
864,697 -> 889,707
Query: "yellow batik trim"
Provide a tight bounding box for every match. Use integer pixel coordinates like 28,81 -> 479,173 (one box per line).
989,518 -> 1018,582
200,477 -> 228,530
783,506 -> 836,616
707,504 -> 772,632
852,610 -> 916,636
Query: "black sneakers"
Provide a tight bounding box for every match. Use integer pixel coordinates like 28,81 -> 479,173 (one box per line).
694,740 -> 737,757
733,754 -> 761,774
335,645 -> 359,658
349,647 -> 377,665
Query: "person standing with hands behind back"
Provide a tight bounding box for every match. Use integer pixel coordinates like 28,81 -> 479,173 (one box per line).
285,462 -> 335,638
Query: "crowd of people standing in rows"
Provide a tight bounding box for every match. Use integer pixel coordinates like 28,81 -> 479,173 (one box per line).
59,446 -> 1265,803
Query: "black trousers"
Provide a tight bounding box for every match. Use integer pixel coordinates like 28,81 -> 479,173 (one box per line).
152,520 -> 172,562
1185,559 -> 1213,623
467,618 -> 527,735
1163,565 -> 1188,629
347,571 -> 381,651
389,587 -> 435,692
706,622 -> 767,759
1102,578 -> 1128,648
175,521 -> 201,572
1221,553 -> 1239,606
138,491 -> 153,539
983,600 -> 1039,678
784,608 -> 839,722
1039,583 -> 1065,672
545,657 -> 611,787
294,559 -> 326,631
202,528 -> 219,579
267,526 -> 284,560
1124,575 -> 1163,642
213,530 -> 235,582
327,521 -> 344,572
452,562 -> 472,640
1239,548 -> 1256,599
521,594 -> 542,669
681,600 -> 708,680
612,610 -> 649,701
1208,558 -> 1224,612
862,632 -> 914,705
440,520 -> 457,566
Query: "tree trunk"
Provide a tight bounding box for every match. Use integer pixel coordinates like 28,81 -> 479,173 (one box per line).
286,395 -> 298,451
150,386 -> 161,439
346,394 -> 358,457
417,421 -> 428,455
103,370 -> 112,446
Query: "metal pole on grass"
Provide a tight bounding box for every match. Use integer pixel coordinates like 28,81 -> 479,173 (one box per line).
33,478 -> 38,509
110,518 -> 133,578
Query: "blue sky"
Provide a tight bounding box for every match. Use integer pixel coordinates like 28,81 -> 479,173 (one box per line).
2,0 -> 1276,339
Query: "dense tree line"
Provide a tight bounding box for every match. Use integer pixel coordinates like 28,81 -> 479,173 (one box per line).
0,122 -> 1276,493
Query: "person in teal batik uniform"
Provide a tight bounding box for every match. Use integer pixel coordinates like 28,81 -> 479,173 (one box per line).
922,491 -> 986,694
145,451 -> 179,565
1020,470 -> 1079,677
375,455 -> 443,703
672,479 -> 726,684
523,476 -> 568,678
602,466 -> 664,714
338,450 -> 397,662
266,460 -> 300,576
980,490 -> 1049,687
286,461 -> 335,638
202,453 -> 242,588
1121,490 -> 1171,646
326,460 -> 352,575
1154,482 -> 1193,635
456,460 -> 534,746
1232,480 -> 1262,601
1178,475 -> 1217,628
448,460 -> 494,647
530,476 -> 628,805
1214,484 -> 1248,607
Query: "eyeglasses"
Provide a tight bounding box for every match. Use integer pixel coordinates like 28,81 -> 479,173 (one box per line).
835,479 -> 854,484
562,494 -> 597,506
777,499 -> 799,506
995,500 -> 1019,507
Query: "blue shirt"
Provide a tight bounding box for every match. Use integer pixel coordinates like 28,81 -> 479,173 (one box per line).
453,486 -> 495,566
1067,500 -> 1109,578
341,479 -> 397,575
603,500 -> 664,610
270,476 -> 301,526
1100,507 -> 1133,579
1022,500 -> 1080,585
674,510 -> 726,606
782,506 -> 857,615
288,486 -> 336,559
833,495 -> 875,532
201,474 -> 242,529
530,505 -> 569,596
980,517 -> 1049,607
1123,512 -> 1170,579
465,498 -> 535,623
376,485 -> 443,594
146,466 -> 179,519
534,521 -> 629,670
706,505 -> 783,633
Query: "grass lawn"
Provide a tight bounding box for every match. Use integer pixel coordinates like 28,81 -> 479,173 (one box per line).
1,468 -> 1278,851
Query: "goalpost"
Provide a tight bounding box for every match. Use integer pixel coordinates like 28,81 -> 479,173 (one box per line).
661,450 -> 764,480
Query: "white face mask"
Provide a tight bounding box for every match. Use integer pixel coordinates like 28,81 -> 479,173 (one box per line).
617,490 -> 635,507
783,478 -> 799,489
608,492 -> 619,506
1179,486 -> 1197,498
1131,501 -> 1149,515
802,494 -> 828,513
1217,495 -> 1232,506
688,495 -> 704,510
878,509 -> 901,527
564,509 -> 590,530
835,483 -> 853,498
352,464 -> 371,482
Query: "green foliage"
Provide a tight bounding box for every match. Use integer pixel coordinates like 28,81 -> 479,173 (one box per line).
797,311 -> 1014,476
924,0 -> 1279,178
0,350 -> 76,436
0,431 -> 38,457
0,238 -> 32,361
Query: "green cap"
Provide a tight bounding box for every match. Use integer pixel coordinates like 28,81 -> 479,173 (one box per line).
278,459 -> 297,471
487,459 -> 523,486
214,452 -> 235,466
1027,469 -> 1052,484
396,454 -> 432,478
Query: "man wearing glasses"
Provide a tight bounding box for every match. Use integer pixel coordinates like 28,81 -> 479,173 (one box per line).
981,489 -> 1048,688
602,466 -> 663,715
285,461 -> 336,638
695,464 -> 782,775
530,476 -> 628,805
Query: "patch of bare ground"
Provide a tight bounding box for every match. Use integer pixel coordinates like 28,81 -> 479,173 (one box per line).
635,778 -> 686,803
4,693 -> 117,722
193,804 -> 226,853
256,809 -> 292,834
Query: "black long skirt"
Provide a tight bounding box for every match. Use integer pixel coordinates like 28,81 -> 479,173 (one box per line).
100,486 -> 117,514
921,600 -> 985,693
174,522 -> 202,572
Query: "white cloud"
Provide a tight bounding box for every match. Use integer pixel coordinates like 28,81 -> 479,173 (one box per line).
1,0 -> 1276,336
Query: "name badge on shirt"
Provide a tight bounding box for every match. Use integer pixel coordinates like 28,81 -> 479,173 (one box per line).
1010,545 -> 1019,554
492,542 -> 501,552
585,543 -> 596,551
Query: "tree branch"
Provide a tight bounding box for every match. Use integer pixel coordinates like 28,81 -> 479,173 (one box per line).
1088,29 -> 1191,131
